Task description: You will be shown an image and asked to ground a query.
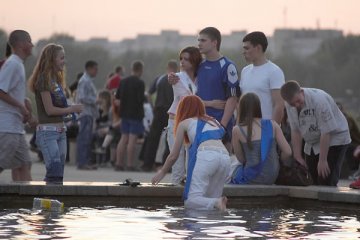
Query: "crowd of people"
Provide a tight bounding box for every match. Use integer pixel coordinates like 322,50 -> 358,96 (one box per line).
1,28 -> 360,211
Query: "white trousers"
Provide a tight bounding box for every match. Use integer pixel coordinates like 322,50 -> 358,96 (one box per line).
167,119 -> 187,184
184,147 -> 231,210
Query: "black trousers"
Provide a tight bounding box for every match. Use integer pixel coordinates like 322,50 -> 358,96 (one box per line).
306,144 -> 348,186
142,107 -> 169,168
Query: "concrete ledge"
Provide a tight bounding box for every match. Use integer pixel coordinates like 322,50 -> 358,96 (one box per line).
1,181 -> 360,205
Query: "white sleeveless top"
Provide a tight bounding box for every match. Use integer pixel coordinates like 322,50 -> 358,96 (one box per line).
187,118 -> 221,143
168,71 -> 197,115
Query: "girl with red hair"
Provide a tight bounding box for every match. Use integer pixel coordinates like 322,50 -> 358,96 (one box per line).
152,95 -> 230,211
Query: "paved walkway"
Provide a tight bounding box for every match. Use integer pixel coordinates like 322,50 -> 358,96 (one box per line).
0,133 -> 170,183
0,153 -> 170,184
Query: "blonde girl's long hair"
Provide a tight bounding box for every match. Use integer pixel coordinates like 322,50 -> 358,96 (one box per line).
28,43 -> 66,92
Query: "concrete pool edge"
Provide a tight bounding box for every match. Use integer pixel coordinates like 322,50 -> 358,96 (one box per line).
0,181 -> 359,204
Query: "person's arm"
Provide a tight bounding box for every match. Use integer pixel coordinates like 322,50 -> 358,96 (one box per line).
271,89 -> 284,124
231,126 -> 246,164
41,91 -> 83,116
291,129 -> 307,167
314,94 -> 339,178
221,63 -> 240,127
317,132 -> 331,178
152,120 -> 186,184
354,145 -> 360,158
273,121 -> 292,162
203,99 -> 226,109
0,90 -> 29,120
24,98 -> 38,127
221,96 -> 237,127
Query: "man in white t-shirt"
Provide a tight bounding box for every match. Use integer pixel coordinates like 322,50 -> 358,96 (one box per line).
281,80 -> 351,186
240,31 -> 285,124
0,30 -> 34,181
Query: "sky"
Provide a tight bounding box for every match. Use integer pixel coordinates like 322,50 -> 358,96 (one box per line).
1,0 -> 359,42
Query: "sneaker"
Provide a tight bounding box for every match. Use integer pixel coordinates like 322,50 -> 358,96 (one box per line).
349,178 -> 360,189
93,147 -> 106,154
348,169 -> 360,181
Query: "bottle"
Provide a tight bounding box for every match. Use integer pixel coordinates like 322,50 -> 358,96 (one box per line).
33,198 -> 64,212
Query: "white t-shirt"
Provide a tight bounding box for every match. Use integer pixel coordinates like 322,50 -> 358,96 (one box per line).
167,71 -> 197,115
286,88 -> 351,155
240,60 -> 285,119
0,54 -> 26,134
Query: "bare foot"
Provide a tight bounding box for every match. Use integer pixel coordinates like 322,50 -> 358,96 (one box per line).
216,196 -> 228,211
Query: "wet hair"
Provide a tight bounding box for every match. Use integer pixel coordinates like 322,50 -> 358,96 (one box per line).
280,80 -> 301,102
237,92 -> 262,149
174,95 -> 213,143
85,60 -> 98,70
179,46 -> 202,76
8,30 -> 30,48
199,27 -> 221,51
28,43 -> 66,93
243,31 -> 268,52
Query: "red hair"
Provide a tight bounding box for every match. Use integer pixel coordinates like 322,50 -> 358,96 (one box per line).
174,95 -> 213,143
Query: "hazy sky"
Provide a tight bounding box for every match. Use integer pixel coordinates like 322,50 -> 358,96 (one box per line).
1,0 -> 359,42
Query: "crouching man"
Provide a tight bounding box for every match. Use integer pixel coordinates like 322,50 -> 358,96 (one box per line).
280,80 -> 351,186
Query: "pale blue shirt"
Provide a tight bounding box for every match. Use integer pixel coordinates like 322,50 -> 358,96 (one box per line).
75,72 -> 98,118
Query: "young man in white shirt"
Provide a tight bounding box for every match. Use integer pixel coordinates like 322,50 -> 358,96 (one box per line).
281,80 -> 351,186
240,31 -> 285,124
0,30 -> 34,181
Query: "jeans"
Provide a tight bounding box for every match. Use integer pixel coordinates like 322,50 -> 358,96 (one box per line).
167,118 -> 186,184
184,148 -> 230,210
306,144 -> 349,186
36,130 -> 67,183
76,115 -> 93,167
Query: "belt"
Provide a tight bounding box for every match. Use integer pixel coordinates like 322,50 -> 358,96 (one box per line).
37,125 -> 67,133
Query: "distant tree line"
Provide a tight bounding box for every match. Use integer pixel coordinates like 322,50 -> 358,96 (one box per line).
0,29 -> 359,115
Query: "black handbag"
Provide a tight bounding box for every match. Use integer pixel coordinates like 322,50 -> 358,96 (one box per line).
275,160 -> 313,186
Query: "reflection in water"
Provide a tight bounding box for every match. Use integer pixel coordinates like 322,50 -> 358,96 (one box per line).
0,203 -> 360,239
